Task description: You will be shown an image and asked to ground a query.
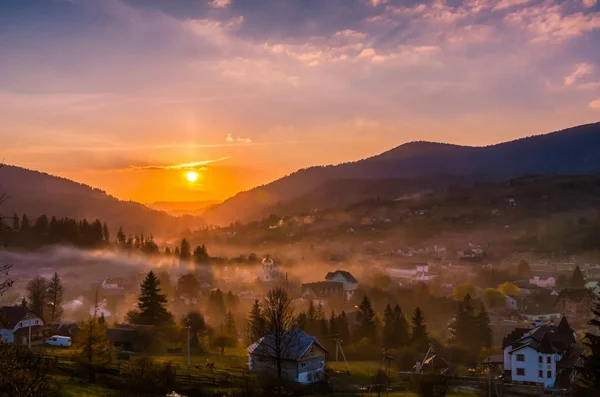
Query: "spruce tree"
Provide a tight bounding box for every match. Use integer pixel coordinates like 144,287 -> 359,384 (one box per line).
571,266 -> 586,288
383,304 -> 395,348
21,214 -> 30,231
116,227 -> 126,245
47,272 -> 64,323
180,239 -> 191,261
477,304 -> 492,349
249,300 -> 266,341
338,311 -> 350,343
133,271 -> 172,326
411,306 -> 429,351
329,310 -> 337,337
357,296 -> 376,343
225,310 -> 236,336
12,213 -> 19,230
393,304 -> 410,347
452,294 -> 476,348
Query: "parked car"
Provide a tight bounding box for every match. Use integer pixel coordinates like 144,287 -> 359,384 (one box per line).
45,335 -> 71,347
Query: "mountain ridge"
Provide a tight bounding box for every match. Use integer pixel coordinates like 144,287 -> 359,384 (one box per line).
203,122 -> 600,225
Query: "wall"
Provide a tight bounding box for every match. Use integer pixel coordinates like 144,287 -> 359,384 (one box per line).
510,347 -> 559,388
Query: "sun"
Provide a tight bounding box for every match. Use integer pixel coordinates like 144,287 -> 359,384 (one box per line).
186,171 -> 199,183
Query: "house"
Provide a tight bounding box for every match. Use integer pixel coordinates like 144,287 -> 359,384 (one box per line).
301,281 -> 344,300
502,317 -> 580,388
106,324 -> 153,352
101,277 -> 125,290
0,306 -> 45,345
505,295 -> 518,311
529,276 -> 556,288
324,270 -> 359,300
248,329 -> 328,383
554,289 -> 595,329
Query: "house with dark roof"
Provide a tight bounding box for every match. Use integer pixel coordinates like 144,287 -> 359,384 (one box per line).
0,306 -> 45,345
502,317 -> 580,388
248,329 -> 328,383
554,288 -> 594,329
301,281 -> 344,300
325,270 -> 359,301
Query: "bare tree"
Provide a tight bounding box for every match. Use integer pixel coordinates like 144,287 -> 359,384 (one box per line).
262,287 -> 295,380
26,276 -> 48,321
47,272 -> 64,323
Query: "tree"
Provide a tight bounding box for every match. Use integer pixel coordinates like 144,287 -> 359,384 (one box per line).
157,271 -> 174,299
116,227 -> 126,245
383,304 -> 395,349
21,214 -> 31,231
483,288 -> 506,309
393,304 -> 410,347
574,296 -> 600,396
177,273 -> 200,298
411,306 -> 428,351
102,222 -> 110,243
571,265 -> 586,288
225,310 -> 236,338
517,259 -> 532,278
27,276 -> 48,321
0,346 -> 61,396
498,282 -> 520,296
249,300 -> 266,341
76,317 -> 114,372
193,244 -> 210,265
212,334 -> 236,355
356,296 -> 376,343
451,294 -> 476,348
453,283 -> 476,301
46,272 -> 64,323
182,311 -> 207,349
180,238 -> 191,261
130,271 -> 172,326
477,304 -> 492,349
262,287 -> 295,380
337,311 -> 350,344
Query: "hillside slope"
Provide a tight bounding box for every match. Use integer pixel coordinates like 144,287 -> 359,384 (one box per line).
203,122 -> 600,225
0,165 -> 203,236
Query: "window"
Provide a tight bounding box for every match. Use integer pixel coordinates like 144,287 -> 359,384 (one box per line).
546,356 -> 551,363
517,368 -> 525,376
538,370 -> 543,378
516,354 -> 525,362
538,356 -> 543,363
301,362 -> 306,368
547,371 -> 552,379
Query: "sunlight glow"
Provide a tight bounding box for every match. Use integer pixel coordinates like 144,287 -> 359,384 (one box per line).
186,171 -> 199,183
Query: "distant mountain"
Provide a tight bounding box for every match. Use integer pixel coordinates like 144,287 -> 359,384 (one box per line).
0,165 -> 203,237
203,122 -> 600,225
148,200 -> 221,216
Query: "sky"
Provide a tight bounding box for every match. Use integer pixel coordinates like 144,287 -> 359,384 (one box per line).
1,0 -> 600,203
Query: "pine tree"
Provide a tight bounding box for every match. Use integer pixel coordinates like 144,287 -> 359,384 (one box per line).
131,271 -> 172,326
571,266 -> 586,288
357,296 -> 376,343
116,227 -> 126,245
249,300 -> 266,341
102,222 -> 110,243
477,304 -> 492,349
180,239 -> 191,261
174,247 -> 180,257
329,310 -> 337,337
12,213 -> 19,230
225,310 -> 236,337
452,294 -> 476,348
47,272 -> 64,323
165,247 -> 172,255
337,311 -> 350,343
411,306 -> 429,351
383,304 -> 395,348
393,304 -> 410,347
193,244 -> 210,264
21,214 -> 30,231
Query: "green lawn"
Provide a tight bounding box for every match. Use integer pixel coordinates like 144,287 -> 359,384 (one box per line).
55,376 -> 115,397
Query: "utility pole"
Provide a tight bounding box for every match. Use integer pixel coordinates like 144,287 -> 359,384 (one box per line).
28,312 -> 31,348
186,320 -> 191,369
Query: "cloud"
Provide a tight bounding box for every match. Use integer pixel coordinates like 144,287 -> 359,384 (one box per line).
226,134 -> 252,143
564,63 -> 594,86
590,99 -> 600,109
128,158 -> 229,171
493,0 -> 533,11
210,0 -> 232,8
582,0 -> 597,8
370,0 -> 387,6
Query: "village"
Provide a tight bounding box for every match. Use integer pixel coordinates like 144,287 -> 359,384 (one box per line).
2,247 -> 600,396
